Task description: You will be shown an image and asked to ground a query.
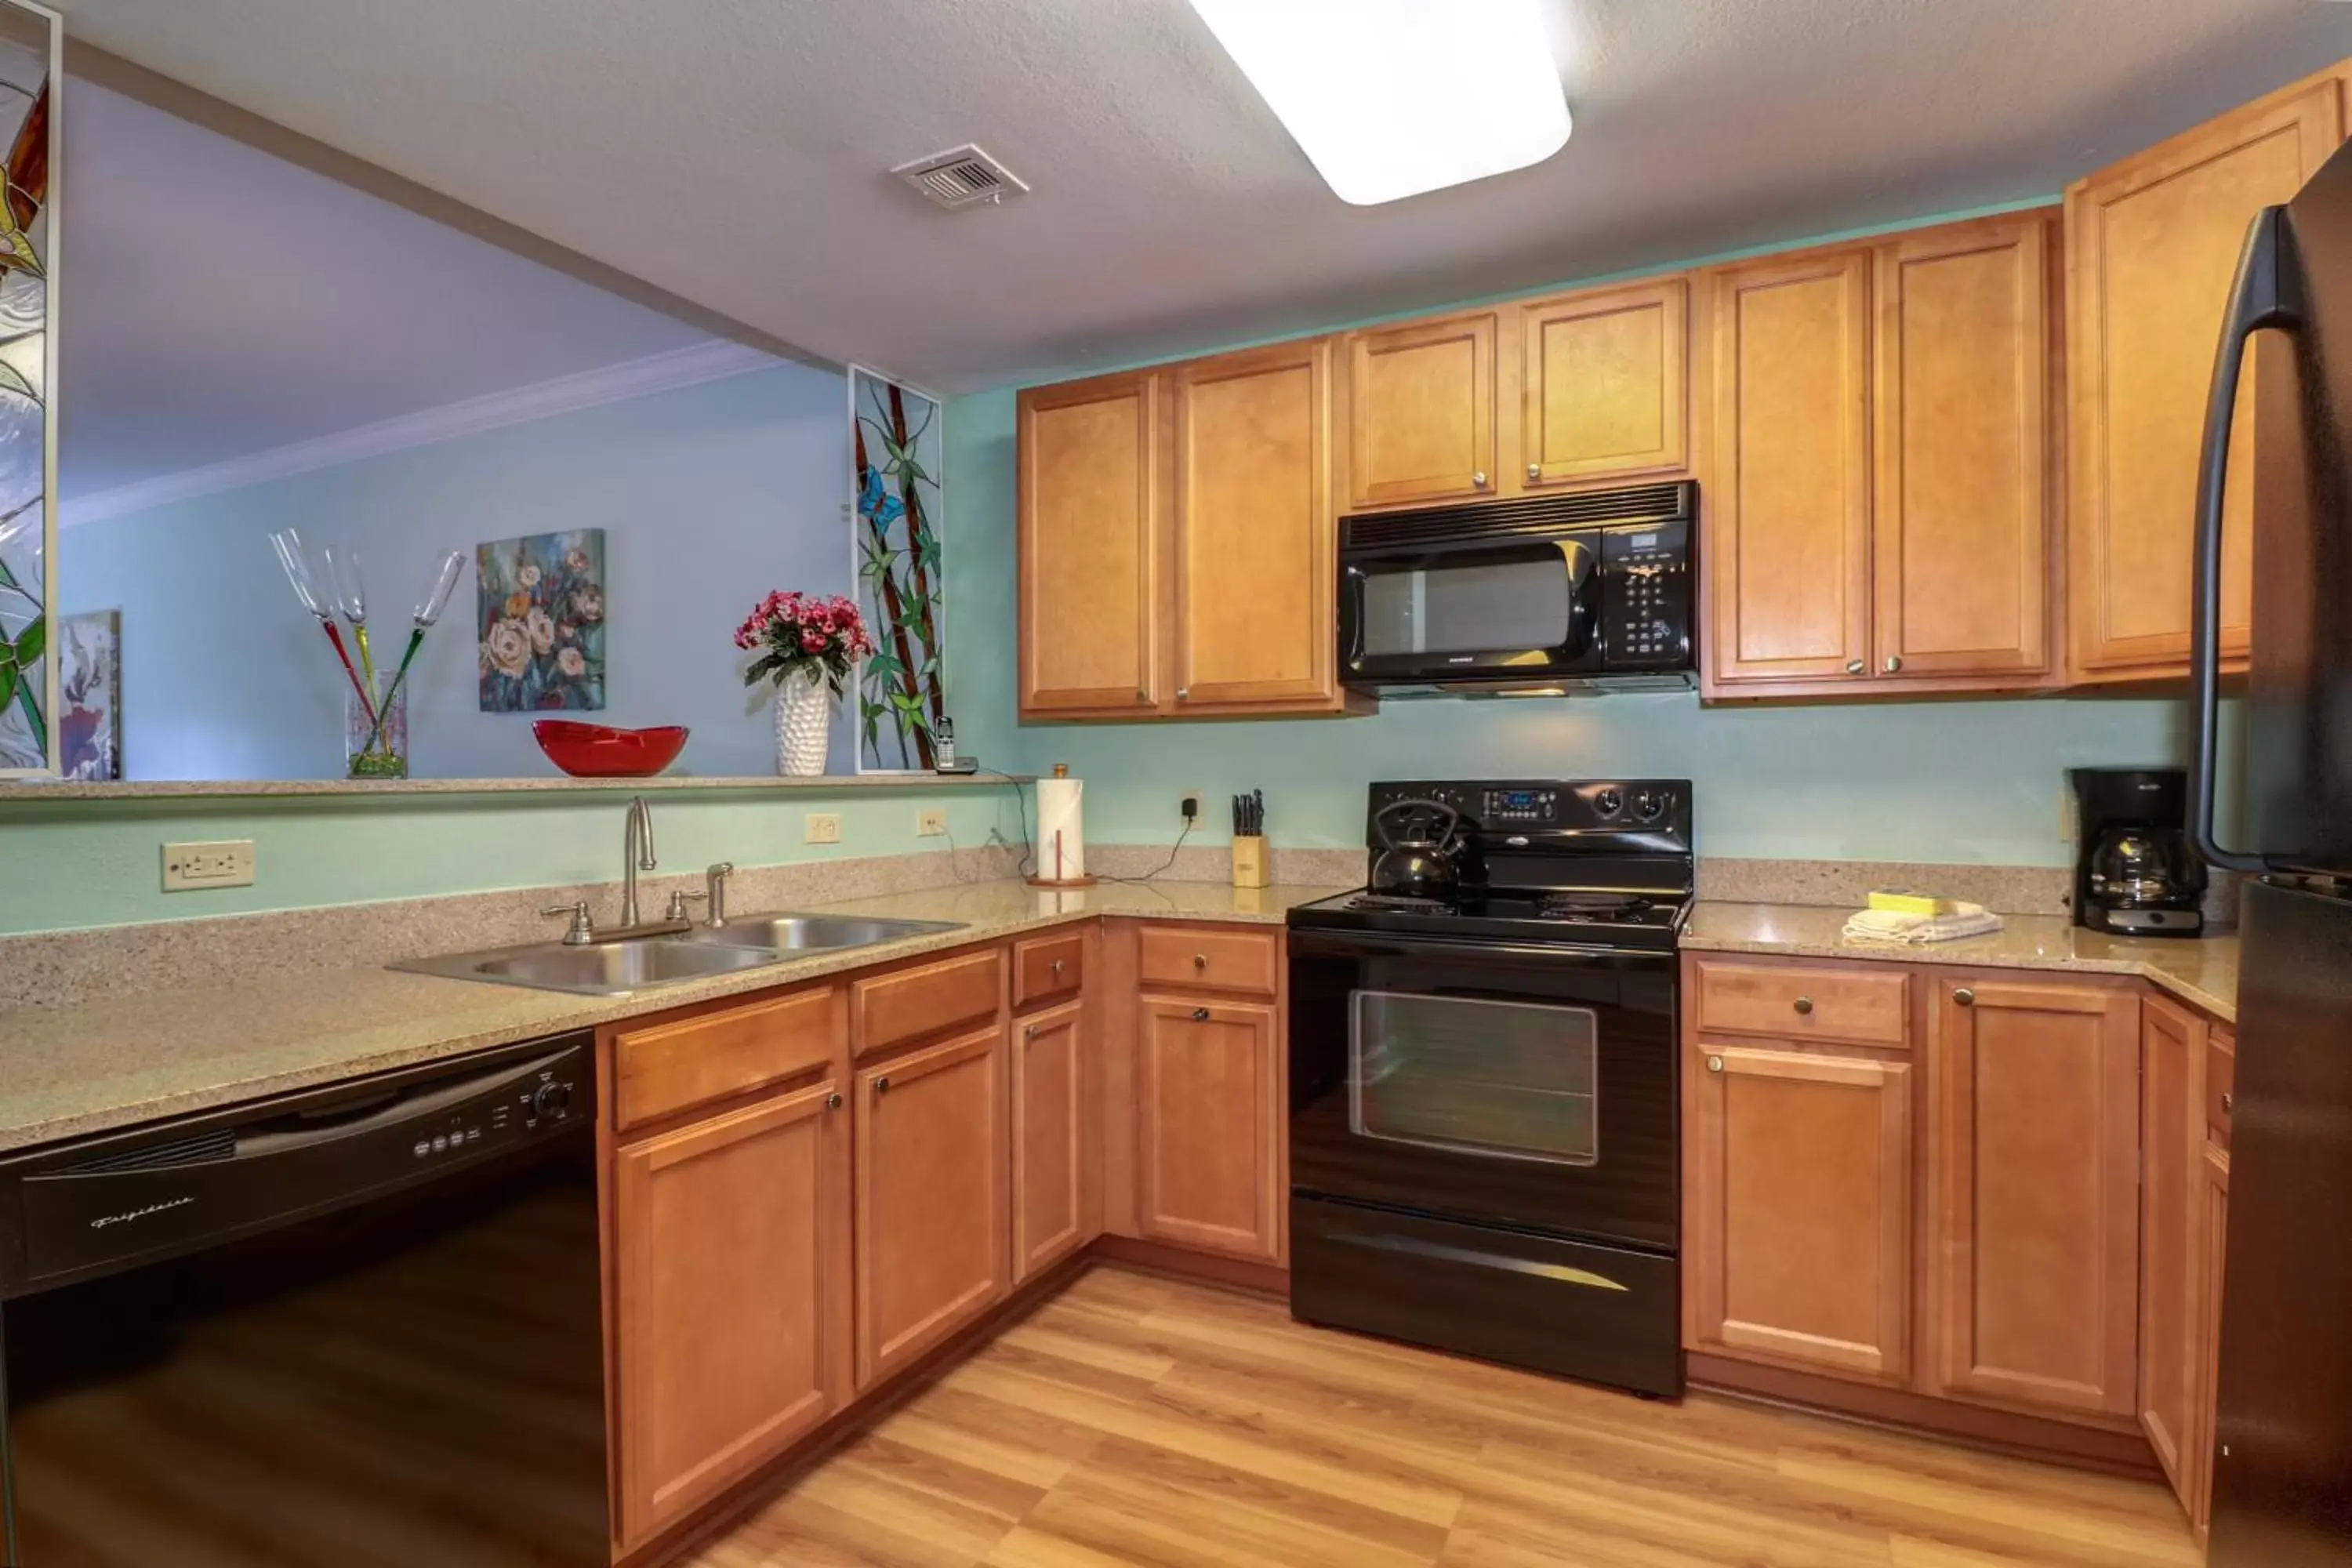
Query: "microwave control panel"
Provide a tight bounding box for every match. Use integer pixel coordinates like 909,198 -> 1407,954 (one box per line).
1602,521 -> 1693,669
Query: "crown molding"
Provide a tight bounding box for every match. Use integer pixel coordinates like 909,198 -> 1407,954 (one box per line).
63,339 -> 782,528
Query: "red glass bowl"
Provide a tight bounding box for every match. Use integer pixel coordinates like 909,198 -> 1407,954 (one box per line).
532,721 -> 689,778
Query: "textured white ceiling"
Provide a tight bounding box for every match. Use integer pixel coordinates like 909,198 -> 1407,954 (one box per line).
59,78 -> 710,495
47,0 -> 2352,394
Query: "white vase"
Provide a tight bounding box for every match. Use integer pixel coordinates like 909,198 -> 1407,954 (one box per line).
773,670 -> 831,776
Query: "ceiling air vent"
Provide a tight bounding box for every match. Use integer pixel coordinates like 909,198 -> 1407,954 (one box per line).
892,144 -> 1029,210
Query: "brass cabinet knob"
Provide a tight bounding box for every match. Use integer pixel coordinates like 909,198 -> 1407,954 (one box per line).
1793,996 -> 1814,1015
1051,958 -> 1065,975
1176,686 -> 1189,700
1954,988 -> 1976,1007
2223,1092 -> 2234,1113
1707,1054 -> 1725,1073
826,1091 -> 843,1110
1472,470 -> 1489,488
1024,1022 -> 1038,1038
1526,463 -> 1541,481
1885,655 -> 1904,673
1845,659 -> 1865,675
1193,953 -> 1208,970
875,1075 -> 892,1094
1192,1007 -> 1211,1022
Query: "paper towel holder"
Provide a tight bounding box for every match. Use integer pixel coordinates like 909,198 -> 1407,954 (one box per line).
1026,762 -> 1098,889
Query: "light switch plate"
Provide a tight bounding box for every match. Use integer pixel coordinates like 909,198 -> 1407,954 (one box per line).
916,808 -> 948,837
805,812 -> 843,844
164,839 -> 255,891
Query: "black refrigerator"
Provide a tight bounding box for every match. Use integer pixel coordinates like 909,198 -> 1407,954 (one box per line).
2189,136 -> 2352,1565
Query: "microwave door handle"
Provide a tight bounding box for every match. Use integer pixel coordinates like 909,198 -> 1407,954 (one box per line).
1557,539 -> 1599,659
2190,205 -> 2299,874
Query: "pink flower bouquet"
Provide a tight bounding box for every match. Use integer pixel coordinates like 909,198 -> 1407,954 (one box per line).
736,590 -> 875,695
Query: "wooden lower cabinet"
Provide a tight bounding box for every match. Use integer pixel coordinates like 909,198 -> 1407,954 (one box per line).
854,1025 -> 1011,1388
1926,975 -> 2141,1420
2139,995 -> 2207,1494
2190,1138 -> 2231,1542
1686,1040 -> 1912,1383
1014,998 -> 1092,1280
1136,993 -> 1283,1262
612,1078 -> 852,1550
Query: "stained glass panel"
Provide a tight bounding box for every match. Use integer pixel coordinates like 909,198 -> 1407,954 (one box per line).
0,0 -> 55,775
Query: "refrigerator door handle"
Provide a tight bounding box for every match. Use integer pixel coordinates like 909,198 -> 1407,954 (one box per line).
2190,205 -> 2301,875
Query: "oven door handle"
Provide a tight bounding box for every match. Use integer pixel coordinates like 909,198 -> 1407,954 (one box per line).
1287,927 -> 1646,967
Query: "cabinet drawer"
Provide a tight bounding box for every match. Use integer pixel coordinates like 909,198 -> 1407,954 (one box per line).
614,985 -> 845,1132
1137,925 -> 1279,997
853,947 -> 1004,1058
2208,1025 -> 2235,1149
1692,959 -> 1910,1048
1013,931 -> 1086,1012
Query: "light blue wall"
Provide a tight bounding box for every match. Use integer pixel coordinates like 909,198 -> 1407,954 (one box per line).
60,361 -> 861,779
943,350 -> 2199,871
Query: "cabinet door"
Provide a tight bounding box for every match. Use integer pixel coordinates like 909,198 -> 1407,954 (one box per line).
1171,340 -> 1338,710
1018,372 -> 1164,716
1687,1043 -> 1912,1384
1137,995 -> 1282,1262
1518,279 -> 1688,487
2190,1138 -> 2230,1544
1014,998 -> 1091,1281
2140,995 -> 2207,1501
855,1026 -> 1010,1388
1706,250 -> 1874,684
2065,78 -> 2341,678
612,1079 -> 851,1548
1344,311 -> 1497,508
1926,977 -> 2141,1419
1872,214 -> 2056,681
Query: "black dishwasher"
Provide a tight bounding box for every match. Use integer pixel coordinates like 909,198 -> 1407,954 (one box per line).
0,1033 -> 607,1567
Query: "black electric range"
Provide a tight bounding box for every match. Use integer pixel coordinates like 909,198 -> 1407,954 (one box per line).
1285,779 -> 1693,1399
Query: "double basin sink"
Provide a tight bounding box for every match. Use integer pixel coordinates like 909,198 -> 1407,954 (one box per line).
394,913 -> 967,997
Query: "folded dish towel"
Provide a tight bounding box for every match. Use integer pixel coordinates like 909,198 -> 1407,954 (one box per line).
1842,902 -> 2005,945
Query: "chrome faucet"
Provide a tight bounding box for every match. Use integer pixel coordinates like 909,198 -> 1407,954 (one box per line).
621,796 -> 655,927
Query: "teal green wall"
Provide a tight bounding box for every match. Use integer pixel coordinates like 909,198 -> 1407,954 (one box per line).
945,198 -> 2212,870
0,786 -> 1025,935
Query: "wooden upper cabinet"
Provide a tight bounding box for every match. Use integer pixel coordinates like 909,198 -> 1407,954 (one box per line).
1018,372 -> 1162,717
2140,994 -> 2209,1505
854,1025 -> 1010,1389
1136,994 -> 1283,1263
1517,278 -> 1689,488
612,1080 -> 851,1550
1707,249 -> 1874,684
1873,213 -> 2058,681
1686,1041 -> 1913,1385
1171,339 -> 1338,710
1344,310 -> 1499,508
2066,74 -> 2343,680
1926,976 -> 2141,1421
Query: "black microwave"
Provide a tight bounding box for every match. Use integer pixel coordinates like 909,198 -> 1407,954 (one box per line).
1338,481 -> 1697,694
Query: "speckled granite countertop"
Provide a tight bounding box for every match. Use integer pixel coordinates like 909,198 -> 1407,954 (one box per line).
1685,902 -> 2239,1022
0,880 -> 1348,1155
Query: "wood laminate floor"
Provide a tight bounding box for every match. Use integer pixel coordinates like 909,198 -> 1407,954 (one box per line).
684,1265 -> 2201,1568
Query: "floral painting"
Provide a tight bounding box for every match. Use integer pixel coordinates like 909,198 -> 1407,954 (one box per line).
57,608 -> 118,780
0,5 -> 56,775
851,367 -> 943,771
477,528 -> 606,712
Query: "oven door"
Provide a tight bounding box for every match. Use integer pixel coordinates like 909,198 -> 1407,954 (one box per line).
1287,927 -> 1678,1252
1340,536 -> 1599,684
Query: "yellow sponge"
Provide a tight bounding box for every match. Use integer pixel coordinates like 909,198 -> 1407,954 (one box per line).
1867,890 -> 1958,916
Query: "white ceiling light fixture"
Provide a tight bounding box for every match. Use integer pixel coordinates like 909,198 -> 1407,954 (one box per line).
1185,0 -> 1572,206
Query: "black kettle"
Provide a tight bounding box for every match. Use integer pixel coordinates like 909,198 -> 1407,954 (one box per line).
1370,798 -> 1463,902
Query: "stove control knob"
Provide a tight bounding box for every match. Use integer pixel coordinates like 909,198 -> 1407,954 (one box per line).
1634,790 -> 1666,822
532,1080 -> 574,1120
1595,788 -> 1624,818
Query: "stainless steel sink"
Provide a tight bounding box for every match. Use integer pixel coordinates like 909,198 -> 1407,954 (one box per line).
392,913 -> 967,996
396,938 -> 781,996
683,913 -> 966,952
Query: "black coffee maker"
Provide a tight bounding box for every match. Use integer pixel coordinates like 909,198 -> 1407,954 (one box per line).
2070,768 -> 2207,937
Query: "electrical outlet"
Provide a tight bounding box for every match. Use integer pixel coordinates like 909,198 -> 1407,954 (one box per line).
804,812 -> 843,844
163,840 -> 255,891
916,808 -> 948,837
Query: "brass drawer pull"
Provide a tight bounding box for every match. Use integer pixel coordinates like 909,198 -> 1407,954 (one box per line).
874,1075 -> 891,1095
826,1091 -> 843,1111
1192,1007 -> 1211,1022
2222,1092 -> 2234,1113
1193,953 -> 1208,970
1051,958 -> 1065,975
1954,988 -> 1976,1007
1793,996 -> 1814,1015
1707,1055 -> 1725,1073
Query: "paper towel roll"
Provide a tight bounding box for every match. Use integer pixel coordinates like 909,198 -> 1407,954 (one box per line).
1035,771 -> 1087,881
